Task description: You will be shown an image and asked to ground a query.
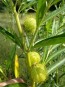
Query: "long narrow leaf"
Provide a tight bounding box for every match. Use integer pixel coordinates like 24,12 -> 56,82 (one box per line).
48,58 -> 65,74
7,45 -> 16,70
36,0 -> 61,27
46,48 -> 65,64
44,44 -> 60,61
49,0 -> 61,6
33,33 -> 65,48
2,0 -> 14,12
0,26 -> 22,48
42,46 -> 50,62
0,26 -> 14,41
36,0 -> 46,27
19,0 -> 36,12
0,66 -> 4,75
0,66 -> 7,78
42,45 -> 60,62
47,44 -> 60,56
41,4 -> 65,26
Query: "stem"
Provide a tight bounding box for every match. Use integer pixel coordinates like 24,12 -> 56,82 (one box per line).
13,6 -> 27,51
29,27 -> 39,50
13,7 -> 22,35
32,82 -> 36,87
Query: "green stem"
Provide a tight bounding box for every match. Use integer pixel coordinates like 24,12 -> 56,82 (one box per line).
29,27 -> 39,50
13,6 -> 22,35
13,6 -> 27,51
32,82 -> 36,87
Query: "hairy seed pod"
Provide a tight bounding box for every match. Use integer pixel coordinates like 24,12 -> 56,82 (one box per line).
31,63 -> 47,83
24,17 -> 36,34
28,52 -> 40,67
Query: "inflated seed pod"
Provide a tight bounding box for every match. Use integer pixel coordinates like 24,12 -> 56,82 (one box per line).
24,16 -> 36,34
28,51 -> 40,67
31,63 -> 47,83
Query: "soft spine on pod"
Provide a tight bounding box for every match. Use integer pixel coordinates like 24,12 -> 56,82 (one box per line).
14,55 -> 19,78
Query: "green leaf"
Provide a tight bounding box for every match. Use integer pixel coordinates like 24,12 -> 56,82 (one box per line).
42,46 -> 49,62
48,45 -> 60,53
2,0 -> 14,13
0,66 -> 4,75
48,58 -> 65,74
36,0 -> 63,28
19,0 -> 36,12
0,26 -> 14,41
0,26 -> 22,48
4,83 -> 27,87
46,48 -> 65,64
52,0 -> 61,5
47,0 -> 61,7
6,45 -> 16,71
41,4 -> 65,26
13,33 -> 23,48
42,45 -> 60,62
36,0 -> 46,27
0,66 -> 6,78
33,33 -> 65,48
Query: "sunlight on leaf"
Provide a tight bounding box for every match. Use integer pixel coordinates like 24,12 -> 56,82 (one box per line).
33,33 -> 65,48
48,58 -> 65,74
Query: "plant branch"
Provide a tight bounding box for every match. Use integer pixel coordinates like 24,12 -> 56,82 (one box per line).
29,27 -> 39,50
13,6 -> 27,51
13,7 -> 22,34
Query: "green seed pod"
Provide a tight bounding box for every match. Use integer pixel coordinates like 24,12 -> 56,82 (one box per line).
31,63 -> 47,83
28,52 -> 40,67
24,17 -> 36,34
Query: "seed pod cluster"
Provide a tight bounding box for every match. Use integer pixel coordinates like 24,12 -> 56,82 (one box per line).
27,51 -> 48,84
